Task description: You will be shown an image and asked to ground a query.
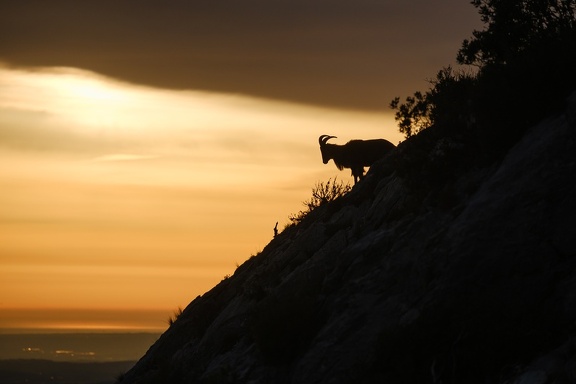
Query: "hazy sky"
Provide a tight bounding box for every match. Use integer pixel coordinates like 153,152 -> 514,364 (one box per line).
0,0 -> 479,110
0,1 -> 481,331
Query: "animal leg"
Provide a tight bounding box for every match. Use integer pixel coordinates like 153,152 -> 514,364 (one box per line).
351,167 -> 364,184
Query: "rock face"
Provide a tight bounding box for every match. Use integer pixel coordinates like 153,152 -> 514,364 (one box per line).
121,94 -> 576,384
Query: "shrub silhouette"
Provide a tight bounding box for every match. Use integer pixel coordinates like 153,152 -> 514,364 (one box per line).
288,177 -> 351,225
167,306 -> 183,326
392,0 -> 576,156
390,67 -> 476,139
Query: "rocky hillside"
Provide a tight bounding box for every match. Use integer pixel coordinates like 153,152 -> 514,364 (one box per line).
121,92 -> 576,384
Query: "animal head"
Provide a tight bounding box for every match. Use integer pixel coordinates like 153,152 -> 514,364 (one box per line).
318,134 -> 337,164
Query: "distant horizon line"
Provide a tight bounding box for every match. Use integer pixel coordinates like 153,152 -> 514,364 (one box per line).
0,308 -> 175,334
0,327 -> 164,335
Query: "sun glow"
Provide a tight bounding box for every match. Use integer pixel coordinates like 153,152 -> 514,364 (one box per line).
0,64 -> 402,330
59,74 -> 126,103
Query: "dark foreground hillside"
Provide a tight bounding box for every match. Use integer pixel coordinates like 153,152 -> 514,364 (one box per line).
121,92 -> 576,384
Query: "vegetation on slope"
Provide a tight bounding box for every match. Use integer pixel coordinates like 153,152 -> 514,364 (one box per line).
391,0 -> 576,158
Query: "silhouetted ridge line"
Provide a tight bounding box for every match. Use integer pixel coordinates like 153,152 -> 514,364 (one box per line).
120,92 -> 576,383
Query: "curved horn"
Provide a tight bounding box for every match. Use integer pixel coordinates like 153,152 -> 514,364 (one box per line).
319,135 -> 337,146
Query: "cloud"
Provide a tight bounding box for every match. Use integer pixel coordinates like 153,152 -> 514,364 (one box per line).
0,65 -> 403,161
0,0 -> 481,110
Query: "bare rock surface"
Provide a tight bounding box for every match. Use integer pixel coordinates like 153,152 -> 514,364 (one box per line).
121,93 -> 576,384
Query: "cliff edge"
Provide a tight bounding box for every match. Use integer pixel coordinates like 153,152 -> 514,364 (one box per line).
121,93 -> 576,384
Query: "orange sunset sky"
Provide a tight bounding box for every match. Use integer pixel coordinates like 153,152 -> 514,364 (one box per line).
0,1 -> 479,331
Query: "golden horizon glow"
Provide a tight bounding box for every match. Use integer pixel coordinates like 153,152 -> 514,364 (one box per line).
0,64 -> 402,329
0,308 -> 170,333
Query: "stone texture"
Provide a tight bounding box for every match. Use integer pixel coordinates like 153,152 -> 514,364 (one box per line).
121,93 -> 576,384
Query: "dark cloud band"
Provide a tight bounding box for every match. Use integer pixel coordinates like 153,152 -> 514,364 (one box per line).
0,0 -> 480,110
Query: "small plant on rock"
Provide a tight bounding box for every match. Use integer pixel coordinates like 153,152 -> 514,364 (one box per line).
288,177 -> 351,225
167,306 -> 183,326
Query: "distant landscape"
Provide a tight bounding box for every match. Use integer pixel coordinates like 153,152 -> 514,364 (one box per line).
0,332 -> 159,384
0,359 -> 135,384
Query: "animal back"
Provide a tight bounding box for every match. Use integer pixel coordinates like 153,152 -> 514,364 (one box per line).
347,139 -> 395,166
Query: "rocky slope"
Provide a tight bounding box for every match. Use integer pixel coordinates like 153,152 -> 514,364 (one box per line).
121,93 -> 576,384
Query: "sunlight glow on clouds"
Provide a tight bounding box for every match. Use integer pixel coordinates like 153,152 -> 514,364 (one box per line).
0,64 -> 402,320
